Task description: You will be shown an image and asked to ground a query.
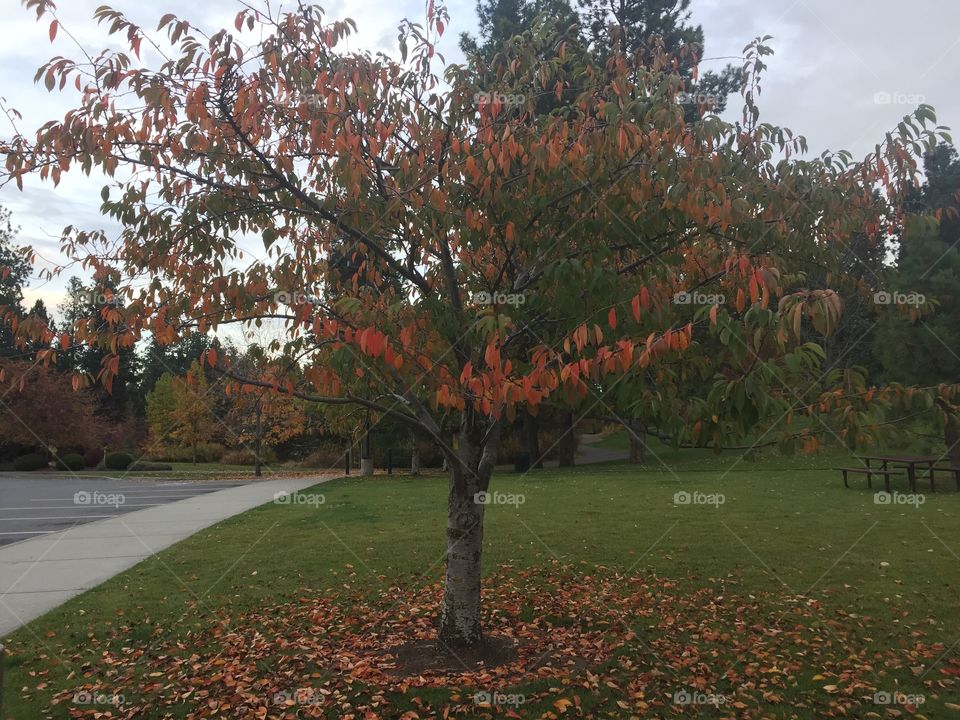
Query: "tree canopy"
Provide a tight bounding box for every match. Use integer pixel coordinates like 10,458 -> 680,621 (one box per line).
1,0 -> 949,647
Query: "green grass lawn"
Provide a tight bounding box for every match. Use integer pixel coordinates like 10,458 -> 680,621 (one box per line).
4,450 -> 959,718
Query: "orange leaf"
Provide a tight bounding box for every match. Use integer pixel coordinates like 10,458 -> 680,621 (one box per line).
608,307 -> 617,330
554,698 -> 573,712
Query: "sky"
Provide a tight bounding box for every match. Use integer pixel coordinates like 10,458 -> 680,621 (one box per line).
1,0 -> 958,316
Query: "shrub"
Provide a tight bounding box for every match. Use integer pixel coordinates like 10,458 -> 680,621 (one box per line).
298,441 -> 351,469
221,447 -> 278,466
128,461 -> 172,471
13,453 -> 49,471
104,452 -> 134,470
84,447 -> 104,468
55,453 -> 86,471
146,443 -> 225,463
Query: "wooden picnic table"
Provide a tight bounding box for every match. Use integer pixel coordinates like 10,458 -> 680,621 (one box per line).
856,454 -> 940,492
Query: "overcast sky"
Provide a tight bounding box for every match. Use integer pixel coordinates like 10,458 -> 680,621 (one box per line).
1,0 -> 957,314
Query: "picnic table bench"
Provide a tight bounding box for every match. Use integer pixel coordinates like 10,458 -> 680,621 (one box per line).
837,454 -> 959,493
834,465 -> 904,493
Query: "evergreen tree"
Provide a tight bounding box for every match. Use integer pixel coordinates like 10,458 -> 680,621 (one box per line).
875,145 -> 960,460
578,0 -> 741,116
0,207 -> 30,358
58,276 -> 137,420
876,146 -> 960,387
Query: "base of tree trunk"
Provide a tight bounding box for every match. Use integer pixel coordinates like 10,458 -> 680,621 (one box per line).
628,419 -> 647,464
557,410 -> 576,467
946,421 -> 960,465
523,409 -> 542,469
389,636 -> 517,675
439,487 -> 485,648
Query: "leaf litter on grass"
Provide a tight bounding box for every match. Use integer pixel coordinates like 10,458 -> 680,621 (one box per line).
38,563 -> 959,718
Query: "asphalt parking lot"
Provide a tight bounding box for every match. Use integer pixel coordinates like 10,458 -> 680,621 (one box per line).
0,474 -> 249,546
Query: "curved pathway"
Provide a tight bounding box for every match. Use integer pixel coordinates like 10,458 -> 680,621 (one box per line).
0,475 -> 333,636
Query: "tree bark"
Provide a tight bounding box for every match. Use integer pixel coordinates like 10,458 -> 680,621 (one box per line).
439,418 -> 499,648
628,419 -> 646,464
254,401 -> 263,478
945,419 -> 960,466
523,408 -> 542,469
409,427 -> 421,475
557,410 -> 576,467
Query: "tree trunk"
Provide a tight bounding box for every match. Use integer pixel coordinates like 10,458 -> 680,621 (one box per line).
192,441 -> 197,465
523,409 -> 542,469
254,402 -> 263,478
557,410 -> 576,467
628,419 -> 646,464
438,418 -> 499,648
409,428 -> 421,475
946,420 -> 960,466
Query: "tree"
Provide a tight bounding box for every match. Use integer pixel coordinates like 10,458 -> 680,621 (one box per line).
145,362 -> 217,462
0,358 -> 99,455
135,332 -> 214,415
225,345 -> 308,476
171,361 -> 217,463
58,276 -> 137,420
145,372 -> 177,441
460,0 -> 579,60
0,206 -> 30,357
4,2 -> 945,649
875,145 -> 960,460
578,0 -> 741,116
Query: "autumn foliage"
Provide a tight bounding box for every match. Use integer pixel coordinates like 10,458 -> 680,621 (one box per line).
2,0 -> 950,646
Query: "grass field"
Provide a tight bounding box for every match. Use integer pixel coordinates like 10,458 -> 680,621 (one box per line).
4,448 -> 959,718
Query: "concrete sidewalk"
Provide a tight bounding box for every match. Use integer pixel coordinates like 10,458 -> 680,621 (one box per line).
0,475 -> 333,637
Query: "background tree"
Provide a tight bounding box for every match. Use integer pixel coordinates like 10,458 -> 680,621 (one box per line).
0,358 -> 99,456
460,0 -> 580,61
225,345 -> 308,476
0,206 -> 30,358
145,362 -> 217,463
876,145 -> 960,460
145,372 -> 177,442
170,361 -> 217,464
58,276 -> 137,420
135,332 -> 214,415
578,0 -> 741,116
4,2 -> 944,650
